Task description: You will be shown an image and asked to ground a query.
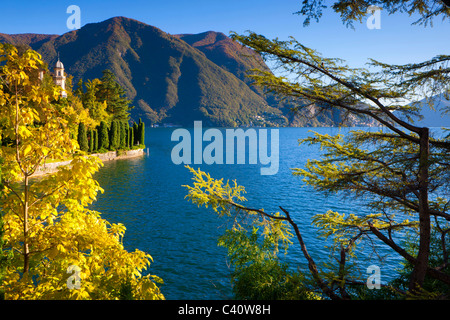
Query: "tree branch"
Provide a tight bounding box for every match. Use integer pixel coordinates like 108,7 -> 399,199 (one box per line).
368,222 -> 450,286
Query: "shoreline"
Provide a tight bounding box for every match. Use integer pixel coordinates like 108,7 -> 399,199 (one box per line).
32,148 -> 145,178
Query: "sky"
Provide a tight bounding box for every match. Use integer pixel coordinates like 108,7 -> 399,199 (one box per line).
0,0 -> 448,69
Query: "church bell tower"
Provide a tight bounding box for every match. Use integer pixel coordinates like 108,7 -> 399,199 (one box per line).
53,54 -> 67,98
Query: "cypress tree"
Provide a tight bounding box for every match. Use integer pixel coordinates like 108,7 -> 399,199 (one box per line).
133,122 -> 139,145
129,126 -> 134,148
77,123 -> 89,152
93,129 -> 98,152
139,121 -> 145,146
115,120 -> 121,149
122,121 -> 129,149
109,120 -> 120,150
89,129 -> 94,153
138,118 -> 142,140
98,121 -> 109,151
118,122 -> 123,149
119,121 -> 125,149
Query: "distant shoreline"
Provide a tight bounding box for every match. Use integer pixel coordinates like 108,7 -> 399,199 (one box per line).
31,148 -> 145,178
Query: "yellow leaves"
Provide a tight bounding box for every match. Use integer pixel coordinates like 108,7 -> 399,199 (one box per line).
312,209 -> 420,253
57,244 -> 66,253
19,70 -> 26,80
41,146 -> 50,157
184,165 -> 293,257
47,246 -> 59,260
0,44 -> 164,300
17,125 -> 32,139
1,205 -> 164,300
184,165 -> 247,216
23,144 -> 32,157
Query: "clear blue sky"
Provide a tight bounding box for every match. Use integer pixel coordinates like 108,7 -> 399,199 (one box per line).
0,0 -> 448,69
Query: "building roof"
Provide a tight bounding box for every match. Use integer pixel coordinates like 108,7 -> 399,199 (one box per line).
55,59 -> 64,69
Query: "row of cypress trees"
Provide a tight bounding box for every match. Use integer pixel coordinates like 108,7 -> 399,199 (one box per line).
77,118 -> 145,153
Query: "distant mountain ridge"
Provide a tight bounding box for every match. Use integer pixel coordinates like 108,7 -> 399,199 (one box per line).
414,94 -> 450,127
0,16 -> 382,127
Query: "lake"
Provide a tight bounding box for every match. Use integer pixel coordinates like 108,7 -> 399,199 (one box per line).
89,126 -> 425,300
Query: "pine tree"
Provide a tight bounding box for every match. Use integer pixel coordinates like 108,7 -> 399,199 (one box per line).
77,123 -> 89,152
98,121 -> 109,151
209,27 -> 450,298
95,70 -> 131,123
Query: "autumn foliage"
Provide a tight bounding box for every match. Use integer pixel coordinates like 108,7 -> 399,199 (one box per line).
0,44 -> 163,299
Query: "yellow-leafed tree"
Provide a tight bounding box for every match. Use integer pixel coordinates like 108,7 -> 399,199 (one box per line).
0,44 -> 163,300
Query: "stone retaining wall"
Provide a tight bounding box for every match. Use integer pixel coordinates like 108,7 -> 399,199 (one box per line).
32,149 -> 145,177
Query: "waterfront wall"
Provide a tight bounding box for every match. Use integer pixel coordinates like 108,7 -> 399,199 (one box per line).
32,149 -> 145,177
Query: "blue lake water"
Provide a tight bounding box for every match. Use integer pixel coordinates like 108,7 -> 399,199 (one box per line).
88,126 -> 432,300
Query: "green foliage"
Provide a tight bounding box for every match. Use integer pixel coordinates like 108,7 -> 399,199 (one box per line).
120,121 -> 129,149
93,129 -> 98,152
77,123 -> 89,152
182,19 -> 450,298
4,18 -> 290,127
133,122 -> 139,145
77,78 -> 109,125
392,226 -> 450,298
74,72 -> 136,155
229,30 -> 450,298
98,121 -> 109,150
109,120 -> 120,150
118,278 -> 134,300
184,166 -> 327,299
219,228 -> 318,300
138,118 -> 145,146
96,70 -> 131,123
295,0 -> 450,28
0,44 -> 164,300
128,126 -> 134,148
73,69 -> 134,153
88,129 -> 94,153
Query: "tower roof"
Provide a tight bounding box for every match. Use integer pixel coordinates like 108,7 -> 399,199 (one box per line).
55,52 -> 64,69
55,59 -> 64,69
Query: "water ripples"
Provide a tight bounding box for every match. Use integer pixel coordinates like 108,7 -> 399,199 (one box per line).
90,127 -> 405,299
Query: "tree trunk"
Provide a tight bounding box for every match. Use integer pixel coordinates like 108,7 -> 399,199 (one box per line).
409,127 -> 431,293
23,174 -> 30,274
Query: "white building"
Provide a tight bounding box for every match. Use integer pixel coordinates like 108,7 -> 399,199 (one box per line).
39,55 -> 68,98
52,57 -> 67,98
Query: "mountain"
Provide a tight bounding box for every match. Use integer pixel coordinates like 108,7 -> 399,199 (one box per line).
0,17 -> 284,127
414,94 -> 450,128
0,16 -> 377,127
175,31 -> 271,88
